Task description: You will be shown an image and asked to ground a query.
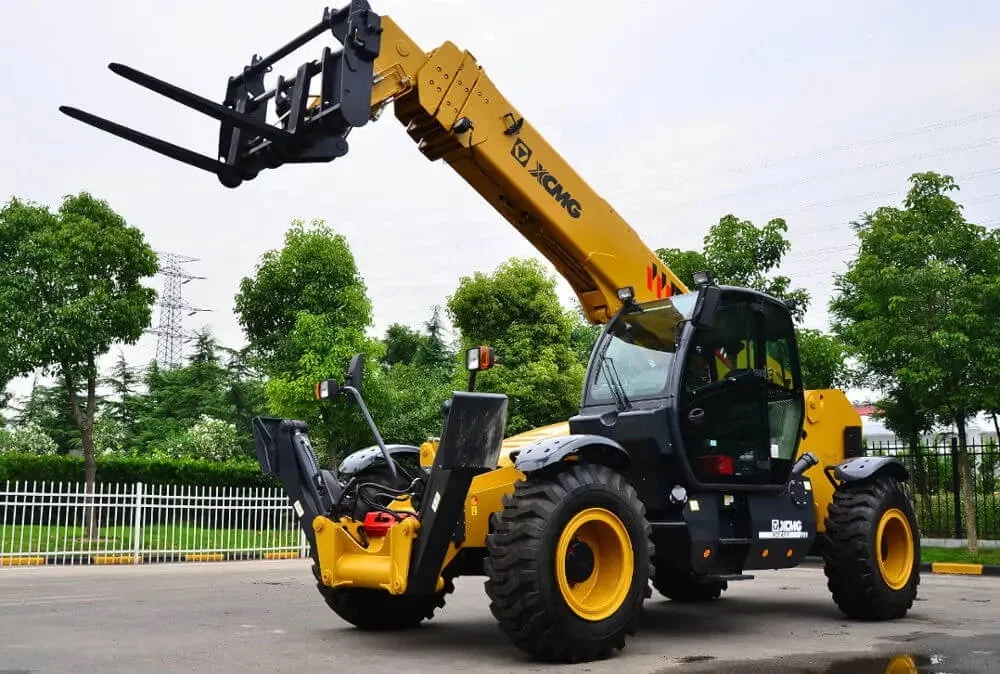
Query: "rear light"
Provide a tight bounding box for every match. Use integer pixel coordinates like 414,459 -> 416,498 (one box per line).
698,454 -> 735,477
361,511 -> 413,537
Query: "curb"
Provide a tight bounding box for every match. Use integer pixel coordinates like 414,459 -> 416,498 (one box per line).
0,551 -> 307,567
802,556 -> 1000,577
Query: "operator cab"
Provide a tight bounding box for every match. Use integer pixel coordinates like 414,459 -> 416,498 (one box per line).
576,279 -> 805,506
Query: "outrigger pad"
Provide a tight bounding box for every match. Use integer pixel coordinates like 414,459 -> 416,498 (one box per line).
58,0 -> 382,188
434,392 -> 509,472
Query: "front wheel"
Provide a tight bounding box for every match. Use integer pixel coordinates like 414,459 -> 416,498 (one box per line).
822,474 -> 920,620
484,463 -> 653,663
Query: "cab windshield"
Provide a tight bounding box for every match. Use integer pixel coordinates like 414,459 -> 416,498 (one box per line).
586,294 -> 699,407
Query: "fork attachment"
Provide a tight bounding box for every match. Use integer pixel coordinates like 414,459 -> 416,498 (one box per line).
59,0 -> 382,187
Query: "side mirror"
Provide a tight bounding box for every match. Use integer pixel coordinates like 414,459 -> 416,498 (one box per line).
692,285 -> 721,329
465,346 -> 495,392
347,353 -> 365,392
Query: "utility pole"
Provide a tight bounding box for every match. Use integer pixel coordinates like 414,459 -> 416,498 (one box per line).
147,252 -> 208,368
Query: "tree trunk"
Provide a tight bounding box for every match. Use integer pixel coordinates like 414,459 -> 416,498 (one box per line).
992,412 -> 1000,445
955,415 -> 978,555
64,358 -> 100,541
908,429 -> 928,497
83,357 -> 99,540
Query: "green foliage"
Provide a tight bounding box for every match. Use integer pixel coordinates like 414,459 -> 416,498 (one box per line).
381,305 -> 455,372
234,219 -> 373,368
569,311 -> 601,368
372,363 -> 453,445
234,220 -> 382,463
653,248 -> 709,290
794,328 -> 852,390
132,330 -> 240,451
0,191 -> 158,502
447,258 -> 584,434
0,453 -> 274,487
383,323 -> 426,366
10,380 -> 82,453
0,423 -> 58,456
0,193 -> 158,381
831,171 -> 1000,551
656,214 -> 810,320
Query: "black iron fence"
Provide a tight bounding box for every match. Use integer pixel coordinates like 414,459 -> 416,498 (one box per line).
864,439 -> 1000,540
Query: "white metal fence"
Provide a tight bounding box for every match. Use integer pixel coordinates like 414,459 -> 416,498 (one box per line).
0,481 -> 310,567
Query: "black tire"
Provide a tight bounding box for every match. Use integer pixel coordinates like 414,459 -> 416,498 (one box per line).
821,473 -> 920,620
309,463 -> 453,630
484,463 -> 653,663
652,569 -> 726,602
310,561 -> 454,630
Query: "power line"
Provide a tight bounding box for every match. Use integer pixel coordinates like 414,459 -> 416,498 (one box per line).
652,105 -> 1000,187
633,138 -> 1000,210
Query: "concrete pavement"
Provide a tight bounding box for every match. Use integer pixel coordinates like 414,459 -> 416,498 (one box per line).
0,560 -> 997,673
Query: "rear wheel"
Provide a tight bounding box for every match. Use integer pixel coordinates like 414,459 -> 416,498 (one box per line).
652,569 -> 726,602
310,562 -> 454,630
310,464 -> 453,630
484,463 -> 653,663
822,474 -> 920,620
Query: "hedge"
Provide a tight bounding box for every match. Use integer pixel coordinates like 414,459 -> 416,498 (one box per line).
0,453 -> 280,488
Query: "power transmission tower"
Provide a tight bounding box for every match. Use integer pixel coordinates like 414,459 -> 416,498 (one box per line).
147,252 -> 208,368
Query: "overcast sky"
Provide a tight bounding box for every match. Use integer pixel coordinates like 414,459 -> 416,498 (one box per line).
3,0 -> 999,404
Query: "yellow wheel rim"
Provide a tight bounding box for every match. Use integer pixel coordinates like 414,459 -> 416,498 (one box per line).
876,508 -> 914,591
555,507 -> 633,621
883,654 -> 918,674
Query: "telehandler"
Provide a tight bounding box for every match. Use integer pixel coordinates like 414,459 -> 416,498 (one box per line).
61,0 -> 921,663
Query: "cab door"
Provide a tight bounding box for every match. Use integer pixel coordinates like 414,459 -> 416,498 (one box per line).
677,296 -> 776,485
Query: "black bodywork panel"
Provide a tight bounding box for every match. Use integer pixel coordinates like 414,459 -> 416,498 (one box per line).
338,444 -> 421,476
515,434 -> 629,472
251,416 -> 341,552
407,392 -> 508,594
832,455 -> 909,483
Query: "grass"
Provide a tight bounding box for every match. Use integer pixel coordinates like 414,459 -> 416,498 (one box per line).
920,545 -> 1000,566
0,524 -> 301,556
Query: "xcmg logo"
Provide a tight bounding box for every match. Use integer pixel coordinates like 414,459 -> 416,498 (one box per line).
511,138 -> 583,219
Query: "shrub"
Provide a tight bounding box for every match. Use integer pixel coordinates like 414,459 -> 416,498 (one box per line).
0,452 -> 277,488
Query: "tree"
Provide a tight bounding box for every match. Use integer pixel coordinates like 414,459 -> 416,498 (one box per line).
234,219 -> 381,462
446,258 -> 585,434
12,378 -> 83,452
794,328 -> 852,390
0,192 -> 158,538
383,323 -> 425,367
830,172 -> 1000,553
653,248 -> 709,290
102,350 -> 141,437
656,214 -> 810,320
871,384 -> 937,496
381,306 -> 455,372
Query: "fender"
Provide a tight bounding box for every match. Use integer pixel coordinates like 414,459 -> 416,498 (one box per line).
515,434 -> 629,473
830,455 -> 909,484
338,444 -> 421,476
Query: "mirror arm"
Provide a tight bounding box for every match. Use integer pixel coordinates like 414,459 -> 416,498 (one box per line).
341,385 -> 399,482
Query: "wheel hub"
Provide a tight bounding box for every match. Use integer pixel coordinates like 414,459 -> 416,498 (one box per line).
564,538 -> 595,584
876,508 -> 914,590
554,508 -> 634,621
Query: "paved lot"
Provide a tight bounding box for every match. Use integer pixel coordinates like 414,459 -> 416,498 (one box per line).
0,560 -> 997,673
